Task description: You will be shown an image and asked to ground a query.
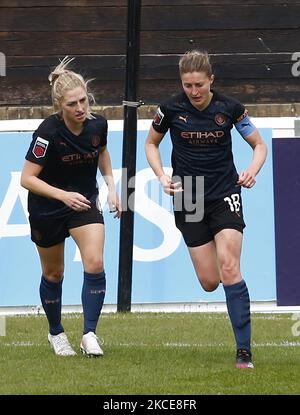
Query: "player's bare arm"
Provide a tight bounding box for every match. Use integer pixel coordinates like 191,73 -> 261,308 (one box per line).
237,129 -> 268,188
145,126 -> 182,195
98,146 -> 121,217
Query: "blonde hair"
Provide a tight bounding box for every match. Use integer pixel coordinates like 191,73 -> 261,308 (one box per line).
48,56 -> 95,118
179,50 -> 212,77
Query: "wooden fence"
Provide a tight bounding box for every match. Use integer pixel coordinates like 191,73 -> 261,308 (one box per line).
0,0 -> 299,108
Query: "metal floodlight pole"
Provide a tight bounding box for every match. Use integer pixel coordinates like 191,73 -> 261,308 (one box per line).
117,0 -> 142,312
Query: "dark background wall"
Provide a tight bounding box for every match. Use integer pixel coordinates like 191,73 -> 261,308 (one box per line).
0,0 -> 299,107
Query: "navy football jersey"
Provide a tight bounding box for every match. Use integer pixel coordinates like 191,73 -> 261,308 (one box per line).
152,90 -> 247,201
25,113 -> 107,217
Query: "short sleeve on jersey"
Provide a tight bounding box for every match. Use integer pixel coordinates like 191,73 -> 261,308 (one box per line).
152,105 -> 169,134
101,118 -> 108,147
231,100 -> 247,124
25,131 -> 52,166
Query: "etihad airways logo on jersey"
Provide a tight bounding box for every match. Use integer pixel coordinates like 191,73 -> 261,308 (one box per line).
181,130 -> 225,144
62,150 -> 98,163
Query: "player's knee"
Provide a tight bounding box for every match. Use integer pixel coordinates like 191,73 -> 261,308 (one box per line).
201,280 -> 219,292
220,260 -> 239,280
85,257 -> 104,274
43,267 -> 64,282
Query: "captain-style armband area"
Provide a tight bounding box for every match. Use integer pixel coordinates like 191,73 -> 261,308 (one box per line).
235,115 -> 256,139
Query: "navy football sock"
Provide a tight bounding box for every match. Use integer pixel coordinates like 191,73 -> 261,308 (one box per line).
223,279 -> 251,352
39,275 -> 64,336
82,271 -> 106,335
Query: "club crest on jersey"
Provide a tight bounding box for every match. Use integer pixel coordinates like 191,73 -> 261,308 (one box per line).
91,135 -> 101,147
214,113 -> 227,126
32,137 -> 49,158
153,107 -> 164,125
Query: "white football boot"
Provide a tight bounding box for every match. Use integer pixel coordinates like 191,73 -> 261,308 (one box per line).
48,332 -> 77,356
80,332 -> 103,357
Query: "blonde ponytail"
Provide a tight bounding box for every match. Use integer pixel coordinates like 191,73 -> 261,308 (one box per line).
49,56 -> 94,119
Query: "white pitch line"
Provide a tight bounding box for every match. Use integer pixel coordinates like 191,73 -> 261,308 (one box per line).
2,340 -> 300,348
96,341 -> 300,349
2,301 -> 300,316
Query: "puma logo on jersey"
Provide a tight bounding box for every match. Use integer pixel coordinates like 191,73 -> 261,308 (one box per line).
179,115 -> 188,123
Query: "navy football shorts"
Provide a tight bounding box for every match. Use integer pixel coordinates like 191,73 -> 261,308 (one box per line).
29,204 -> 104,248
174,192 -> 246,247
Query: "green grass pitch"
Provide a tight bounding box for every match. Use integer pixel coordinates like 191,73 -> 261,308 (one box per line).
0,312 -> 300,395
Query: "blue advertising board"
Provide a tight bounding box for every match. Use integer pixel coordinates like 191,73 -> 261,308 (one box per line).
0,123 -> 275,306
